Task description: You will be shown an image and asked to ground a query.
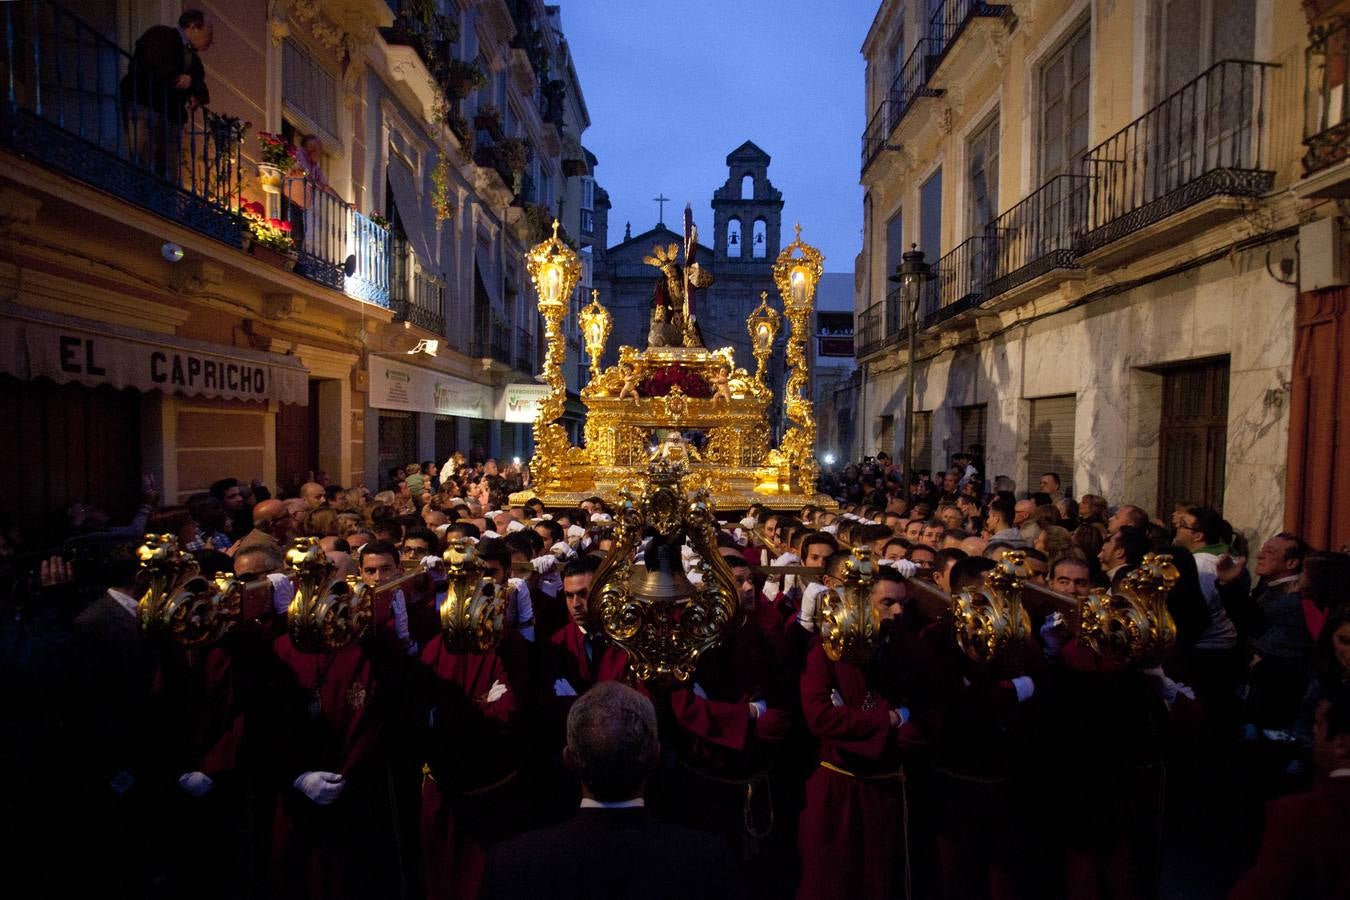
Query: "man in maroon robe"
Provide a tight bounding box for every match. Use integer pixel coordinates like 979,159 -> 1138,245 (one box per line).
263,540 -> 409,898
416,606 -> 521,899
797,566 -> 924,900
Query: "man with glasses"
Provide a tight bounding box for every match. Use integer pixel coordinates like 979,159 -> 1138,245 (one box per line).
230,498 -> 290,557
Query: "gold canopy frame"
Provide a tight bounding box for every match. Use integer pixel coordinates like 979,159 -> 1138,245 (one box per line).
511,219 -> 837,511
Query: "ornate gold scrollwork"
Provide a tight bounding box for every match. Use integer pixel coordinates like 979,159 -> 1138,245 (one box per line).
953,550 -> 1034,664
819,547 -> 882,665
1078,552 -> 1179,667
438,539 -> 511,653
588,459 -> 740,685
136,534 -> 242,647
284,537 -> 371,652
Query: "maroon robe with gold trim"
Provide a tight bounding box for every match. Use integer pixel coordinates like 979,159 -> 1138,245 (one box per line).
417,639 -> 519,900
797,638 -> 914,900
265,635 -> 392,900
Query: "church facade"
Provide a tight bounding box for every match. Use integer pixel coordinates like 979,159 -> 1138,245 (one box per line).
591,141 -> 789,436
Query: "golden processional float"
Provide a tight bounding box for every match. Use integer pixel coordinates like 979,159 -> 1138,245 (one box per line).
509,218 -> 837,512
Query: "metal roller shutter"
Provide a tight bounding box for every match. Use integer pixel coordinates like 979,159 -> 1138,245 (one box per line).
957,404 -> 987,458
878,414 -> 895,459
1027,395 -> 1076,495
911,411 -> 933,473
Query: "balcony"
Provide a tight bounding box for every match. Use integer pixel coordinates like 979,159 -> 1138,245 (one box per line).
925,0 -> 1008,85
922,236 -> 992,326
1302,20 -> 1350,193
388,234 -> 445,335
472,320 -> 512,365
862,38 -> 944,176
856,288 -> 905,359
282,177 -> 390,302
985,174 -> 1090,298
380,0 -> 455,79
580,208 -> 595,237
1,1 -> 245,248
1077,59 -> 1278,259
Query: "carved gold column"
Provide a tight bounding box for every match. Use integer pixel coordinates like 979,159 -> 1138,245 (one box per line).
771,224 -> 824,496
524,220 -> 581,491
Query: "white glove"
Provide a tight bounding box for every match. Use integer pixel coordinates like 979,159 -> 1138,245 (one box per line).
830,688 -> 845,708
773,551 -> 801,567
531,554 -> 558,574
739,516 -> 757,530
590,513 -> 612,524
822,524 -> 839,534
421,555 -> 446,581
550,541 -> 575,560
506,520 -> 526,533
294,771 -> 345,806
875,557 -> 917,578
566,524 -> 586,542
1011,676 -> 1036,703
485,679 -> 508,703
267,573 -> 295,616
1040,612 -> 1068,658
731,528 -> 748,547
799,582 -> 830,633
1142,666 -> 1195,706
749,700 -> 768,719
178,771 -> 213,797
693,681 -> 709,700
391,590 -> 411,642
508,578 -> 535,641
553,677 -> 577,697
482,530 -> 502,539
686,571 -> 703,586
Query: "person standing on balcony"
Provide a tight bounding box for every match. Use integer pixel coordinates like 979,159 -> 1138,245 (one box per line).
120,9 -> 213,181
286,134 -> 331,251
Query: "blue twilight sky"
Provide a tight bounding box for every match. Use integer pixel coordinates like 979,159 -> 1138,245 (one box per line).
560,0 -> 880,278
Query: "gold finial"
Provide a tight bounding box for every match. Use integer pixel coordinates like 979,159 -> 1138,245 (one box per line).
592,288 -> 599,302
794,222 -> 802,241
551,218 -> 560,240
760,290 -> 768,302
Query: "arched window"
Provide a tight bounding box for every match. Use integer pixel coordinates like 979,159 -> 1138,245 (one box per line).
741,173 -> 754,200
752,218 -> 767,258
726,218 -> 742,257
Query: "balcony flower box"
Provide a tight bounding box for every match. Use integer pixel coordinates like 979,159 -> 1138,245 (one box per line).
250,243 -> 297,271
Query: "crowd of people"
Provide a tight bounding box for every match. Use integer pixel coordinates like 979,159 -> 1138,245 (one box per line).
2,448 -> 1348,900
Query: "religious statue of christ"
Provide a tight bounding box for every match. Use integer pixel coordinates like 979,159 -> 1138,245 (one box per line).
642,204 -> 715,349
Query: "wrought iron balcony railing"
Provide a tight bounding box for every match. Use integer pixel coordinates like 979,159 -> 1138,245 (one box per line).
985,173 -> 1090,297
862,101 -> 890,171
1,0 -> 245,247
282,176 -> 389,299
388,234 -> 446,335
922,235 -> 993,325
1304,20 -> 1350,177
888,38 -> 944,133
856,300 -> 886,358
926,0 -> 1008,59
515,326 -> 534,372
1077,59 -> 1278,256
472,320 -> 512,364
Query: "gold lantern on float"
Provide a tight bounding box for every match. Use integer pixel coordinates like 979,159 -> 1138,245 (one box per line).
136,534 -> 243,647
587,456 -> 740,685
818,547 -> 883,665
284,537 -> 372,652
524,220 -> 583,494
438,539 -> 511,653
953,550 -> 1033,665
578,289 -> 612,382
767,223 -> 825,498
1078,552 -> 1179,667
746,291 -> 780,384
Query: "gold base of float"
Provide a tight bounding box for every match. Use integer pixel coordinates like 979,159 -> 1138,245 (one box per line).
512,219 -> 836,513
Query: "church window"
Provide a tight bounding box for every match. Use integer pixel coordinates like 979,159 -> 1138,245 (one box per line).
741,173 -> 755,200
727,218 -> 742,257
752,218 -> 767,258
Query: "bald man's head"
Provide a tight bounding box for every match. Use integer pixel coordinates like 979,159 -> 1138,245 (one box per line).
300,482 -> 326,509
252,498 -> 291,538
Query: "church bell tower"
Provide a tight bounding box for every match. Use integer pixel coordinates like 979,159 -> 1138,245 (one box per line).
711,141 -> 784,264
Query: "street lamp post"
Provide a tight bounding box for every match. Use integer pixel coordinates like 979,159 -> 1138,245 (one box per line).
888,244 -> 932,492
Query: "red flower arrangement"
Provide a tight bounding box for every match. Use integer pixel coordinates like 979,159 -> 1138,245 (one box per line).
637,364 -> 712,398
258,131 -> 295,168
240,198 -> 296,252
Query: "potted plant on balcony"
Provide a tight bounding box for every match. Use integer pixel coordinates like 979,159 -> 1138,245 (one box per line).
443,58 -> 487,100
473,104 -> 503,135
241,199 -> 297,269
256,132 -> 294,194
496,136 -> 529,176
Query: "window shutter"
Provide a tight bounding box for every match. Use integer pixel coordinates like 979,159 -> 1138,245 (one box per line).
1027,396 -> 1076,494
911,411 -> 934,472
878,414 -> 896,458
957,404 -> 987,456
283,40 -> 339,144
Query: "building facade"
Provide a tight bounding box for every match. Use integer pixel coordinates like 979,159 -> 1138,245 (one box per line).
852,0 -> 1348,546
0,0 -> 599,538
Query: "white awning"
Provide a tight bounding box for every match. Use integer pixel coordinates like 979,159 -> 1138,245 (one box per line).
387,156 -> 437,268
0,304 -> 309,405
368,355 -> 493,418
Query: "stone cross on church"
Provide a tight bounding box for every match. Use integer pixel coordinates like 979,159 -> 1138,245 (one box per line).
653,193 -> 670,226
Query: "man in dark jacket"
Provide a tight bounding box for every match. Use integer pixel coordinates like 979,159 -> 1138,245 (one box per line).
120,9 -> 213,179
481,681 -> 737,899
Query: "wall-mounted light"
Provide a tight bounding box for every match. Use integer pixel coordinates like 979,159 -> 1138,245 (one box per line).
161,242 -> 184,262
407,339 -> 439,356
